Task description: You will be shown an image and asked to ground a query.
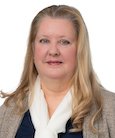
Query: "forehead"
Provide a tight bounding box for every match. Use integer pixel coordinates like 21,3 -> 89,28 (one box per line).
36,16 -> 76,37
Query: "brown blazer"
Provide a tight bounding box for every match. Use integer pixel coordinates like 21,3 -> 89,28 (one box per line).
0,90 -> 115,138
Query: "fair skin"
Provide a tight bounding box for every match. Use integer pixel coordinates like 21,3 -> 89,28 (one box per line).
34,17 -> 77,117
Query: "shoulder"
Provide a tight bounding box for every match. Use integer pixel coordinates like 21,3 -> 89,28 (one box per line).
0,99 -> 16,124
101,89 -> 115,100
0,100 -> 14,114
0,98 -> 16,111
0,103 -> 8,130
101,89 -> 115,135
101,89 -> 115,111
0,103 -> 7,116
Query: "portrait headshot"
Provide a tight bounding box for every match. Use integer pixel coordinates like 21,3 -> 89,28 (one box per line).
0,0 -> 115,138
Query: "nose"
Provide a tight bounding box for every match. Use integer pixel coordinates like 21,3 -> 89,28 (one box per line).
48,43 -> 60,57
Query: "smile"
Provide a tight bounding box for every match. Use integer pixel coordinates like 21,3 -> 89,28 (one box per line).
46,61 -> 63,65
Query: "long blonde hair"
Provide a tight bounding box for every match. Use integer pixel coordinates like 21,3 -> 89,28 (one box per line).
1,5 -> 103,133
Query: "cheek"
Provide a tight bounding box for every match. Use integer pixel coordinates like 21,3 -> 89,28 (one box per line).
65,48 -> 77,64
34,47 -> 44,62
34,50 -> 43,69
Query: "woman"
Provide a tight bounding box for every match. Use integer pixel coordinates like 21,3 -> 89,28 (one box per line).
0,5 -> 115,138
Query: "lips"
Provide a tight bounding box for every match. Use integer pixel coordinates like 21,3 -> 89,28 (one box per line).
46,60 -> 63,65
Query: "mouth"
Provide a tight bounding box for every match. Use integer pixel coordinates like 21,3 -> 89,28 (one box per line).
46,61 -> 63,65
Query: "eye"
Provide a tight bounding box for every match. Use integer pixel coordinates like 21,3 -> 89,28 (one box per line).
59,39 -> 71,46
39,38 -> 49,44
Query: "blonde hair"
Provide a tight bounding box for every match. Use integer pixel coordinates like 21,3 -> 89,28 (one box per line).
1,5 -> 103,133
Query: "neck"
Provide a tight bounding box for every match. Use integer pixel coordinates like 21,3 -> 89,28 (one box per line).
39,77 -> 72,117
40,77 -> 71,98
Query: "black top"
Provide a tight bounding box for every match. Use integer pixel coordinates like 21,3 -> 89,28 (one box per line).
15,110 -> 83,138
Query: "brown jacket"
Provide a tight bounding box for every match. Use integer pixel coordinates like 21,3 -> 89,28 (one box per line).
0,90 -> 115,138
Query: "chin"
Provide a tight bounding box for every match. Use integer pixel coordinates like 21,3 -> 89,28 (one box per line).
46,73 -> 66,80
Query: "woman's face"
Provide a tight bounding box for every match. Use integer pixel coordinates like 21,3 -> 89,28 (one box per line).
34,17 -> 77,81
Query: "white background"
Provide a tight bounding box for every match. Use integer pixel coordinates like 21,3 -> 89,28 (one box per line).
0,0 -> 115,105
